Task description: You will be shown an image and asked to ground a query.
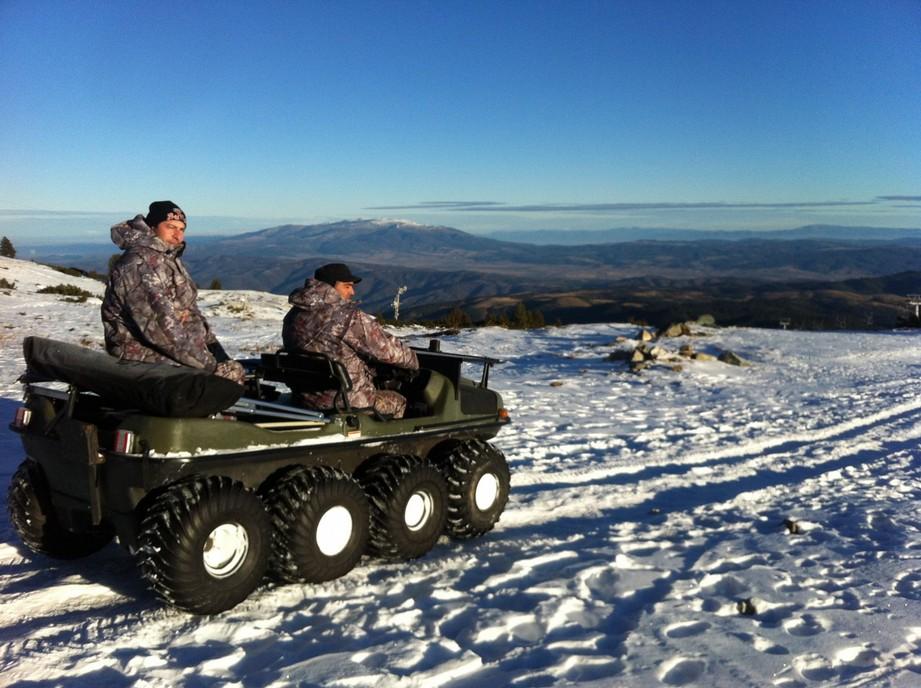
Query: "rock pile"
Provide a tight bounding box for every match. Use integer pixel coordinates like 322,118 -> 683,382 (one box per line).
606,318 -> 748,372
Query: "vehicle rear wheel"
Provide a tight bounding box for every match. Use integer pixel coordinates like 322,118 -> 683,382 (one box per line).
7,459 -> 113,559
263,466 -> 369,583
433,440 -> 510,539
358,455 -> 447,560
136,476 -> 270,614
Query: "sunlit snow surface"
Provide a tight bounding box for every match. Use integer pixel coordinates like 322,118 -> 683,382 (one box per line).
1,255 -> 921,687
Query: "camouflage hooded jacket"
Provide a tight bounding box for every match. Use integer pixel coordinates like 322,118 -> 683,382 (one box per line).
282,278 -> 419,409
101,216 -> 220,371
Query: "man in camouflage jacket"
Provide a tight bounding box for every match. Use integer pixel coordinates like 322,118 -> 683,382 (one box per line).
101,201 -> 244,384
283,263 -> 419,417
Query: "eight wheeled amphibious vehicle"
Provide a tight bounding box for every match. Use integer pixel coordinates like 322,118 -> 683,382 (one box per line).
8,336 -> 510,614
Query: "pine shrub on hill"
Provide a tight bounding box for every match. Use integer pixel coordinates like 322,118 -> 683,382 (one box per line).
0,236 -> 15,258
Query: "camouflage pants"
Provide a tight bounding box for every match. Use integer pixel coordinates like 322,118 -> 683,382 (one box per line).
372,390 -> 408,419
296,389 -> 408,418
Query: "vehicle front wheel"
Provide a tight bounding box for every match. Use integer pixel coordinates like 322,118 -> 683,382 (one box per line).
358,455 -> 447,560
433,440 -> 510,539
7,459 -> 113,559
263,466 -> 369,583
136,476 -> 270,614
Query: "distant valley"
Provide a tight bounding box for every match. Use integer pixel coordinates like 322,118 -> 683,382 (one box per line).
22,219 -> 921,329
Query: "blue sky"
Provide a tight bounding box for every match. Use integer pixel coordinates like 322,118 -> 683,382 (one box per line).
1,0 -> 919,242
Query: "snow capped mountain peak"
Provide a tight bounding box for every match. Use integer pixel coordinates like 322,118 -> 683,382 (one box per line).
369,217 -> 429,228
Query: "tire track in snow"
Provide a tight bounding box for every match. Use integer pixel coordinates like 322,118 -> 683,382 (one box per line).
501,428 -> 921,535
508,395 -> 921,491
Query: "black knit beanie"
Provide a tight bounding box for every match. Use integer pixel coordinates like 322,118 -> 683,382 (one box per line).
145,201 -> 186,228
314,263 -> 362,286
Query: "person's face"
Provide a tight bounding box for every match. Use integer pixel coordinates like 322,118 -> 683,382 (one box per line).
334,281 -> 355,301
155,220 -> 186,246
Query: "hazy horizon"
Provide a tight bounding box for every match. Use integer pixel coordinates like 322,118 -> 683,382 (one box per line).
4,212 -> 921,249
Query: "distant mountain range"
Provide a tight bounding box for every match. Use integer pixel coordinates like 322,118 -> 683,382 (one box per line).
485,224 -> 921,244
22,219 -> 921,328
408,271 -> 921,330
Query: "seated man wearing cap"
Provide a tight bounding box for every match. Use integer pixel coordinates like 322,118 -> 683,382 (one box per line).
282,263 -> 419,418
101,200 -> 244,384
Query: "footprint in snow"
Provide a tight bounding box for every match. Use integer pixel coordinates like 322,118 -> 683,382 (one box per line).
663,620 -> 710,638
900,626 -> 921,662
783,613 -> 830,637
773,576 -> 801,593
772,678 -> 806,687
696,572 -> 747,597
793,653 -> 836,681
621,543 -> 661,557
732,631 -> 790,655
658,656 -> 706,685
834,644 -> 880,671
703,554 -> 768,574
891,571 -> 921,600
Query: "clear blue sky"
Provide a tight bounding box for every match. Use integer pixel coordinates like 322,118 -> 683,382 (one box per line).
1,0 -> 919,241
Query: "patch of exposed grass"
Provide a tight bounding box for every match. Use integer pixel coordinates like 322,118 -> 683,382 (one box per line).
37,283 -> 95,303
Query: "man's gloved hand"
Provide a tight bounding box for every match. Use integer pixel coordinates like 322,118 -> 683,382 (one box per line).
214,360 -> 245,386
375,365 -> 418,389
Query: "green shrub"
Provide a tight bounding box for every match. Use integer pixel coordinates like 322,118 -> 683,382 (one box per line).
37,283 -> 94,302
484,303 -> 545,329
0,236 -> 15,258
46,264 -> 107,283
442,307 -> 473,329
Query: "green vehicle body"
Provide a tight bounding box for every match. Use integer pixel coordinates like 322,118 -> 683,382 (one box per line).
12,344 -> 509,552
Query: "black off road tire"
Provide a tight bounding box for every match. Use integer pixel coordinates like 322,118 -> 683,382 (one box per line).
358,455 -> 447,560
7,459 -> 113,559
136,476 -> 270,615
263,466 -> 369,583
433,440 -> 510,539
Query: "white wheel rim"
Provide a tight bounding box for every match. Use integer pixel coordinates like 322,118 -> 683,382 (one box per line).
316,506 -> 354,557
475,472 -> 501,512
404,491 -> 434,532
202,522 -> 249,579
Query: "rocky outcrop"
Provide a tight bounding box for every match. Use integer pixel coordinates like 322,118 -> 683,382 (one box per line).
606,324 -> 749,373
658,322 -> 692,338
718,350 -> 750,366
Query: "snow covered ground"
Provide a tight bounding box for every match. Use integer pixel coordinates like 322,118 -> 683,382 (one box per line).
1,255 -> 920,687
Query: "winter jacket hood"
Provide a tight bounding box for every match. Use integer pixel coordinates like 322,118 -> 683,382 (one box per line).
288,278 -> 350,310
111,215 -> 186,256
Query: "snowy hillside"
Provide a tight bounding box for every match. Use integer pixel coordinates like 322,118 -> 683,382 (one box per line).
1,256 -> 920,686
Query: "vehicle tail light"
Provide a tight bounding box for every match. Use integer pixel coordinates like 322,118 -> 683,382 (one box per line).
114,429 -> 136,454
498,408 -> 510,422
13,407 -> 32,429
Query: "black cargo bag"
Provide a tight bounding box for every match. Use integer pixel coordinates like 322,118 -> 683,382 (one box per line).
22,337 -> 243,417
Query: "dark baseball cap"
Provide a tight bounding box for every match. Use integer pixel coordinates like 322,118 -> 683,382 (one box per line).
315,263 -> 362,286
